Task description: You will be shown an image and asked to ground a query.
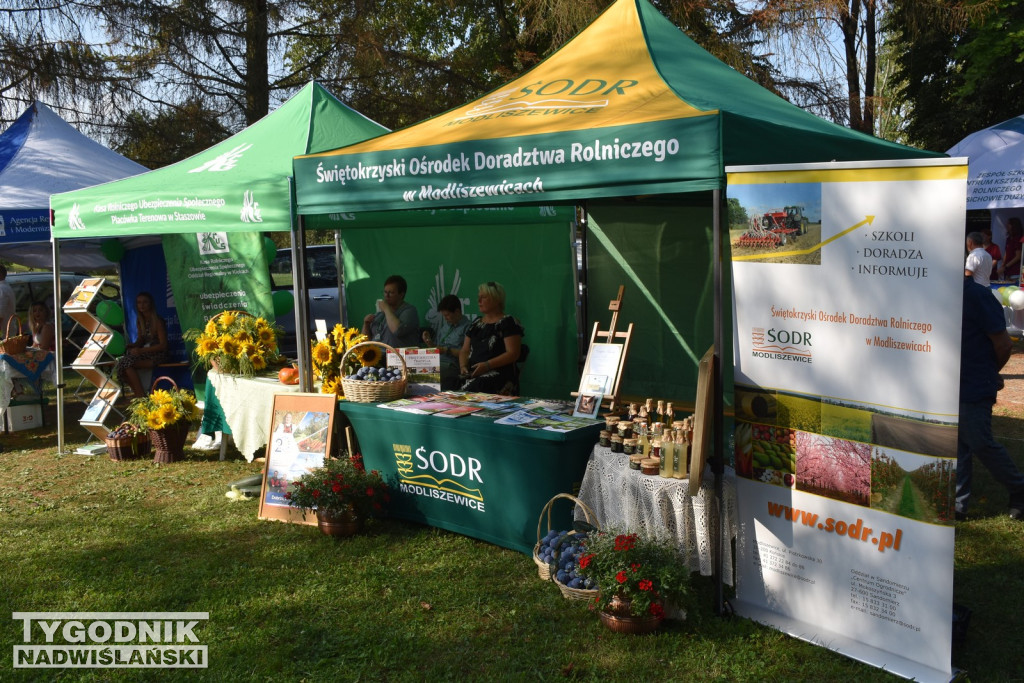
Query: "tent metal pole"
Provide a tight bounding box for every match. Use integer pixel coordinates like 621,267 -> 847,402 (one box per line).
292,217 -> 312,392
52,236 -> 65,453
335,230 -> 347,327
712,188 -> 726,616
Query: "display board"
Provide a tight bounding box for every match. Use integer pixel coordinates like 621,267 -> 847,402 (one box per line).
257,392 -> 337,525
727,158 -> 967,683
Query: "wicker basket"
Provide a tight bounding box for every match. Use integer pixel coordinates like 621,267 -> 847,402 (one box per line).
147,376 -> 191,463
150,421 -> 190,463
339,341 -> 407,403
554,576 -> 600,602
0,316 -> 31,355
532,492 -> 600,582
105,423 -> 151,461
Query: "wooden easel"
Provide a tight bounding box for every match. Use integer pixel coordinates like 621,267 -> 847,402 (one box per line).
573,285 -> 633,414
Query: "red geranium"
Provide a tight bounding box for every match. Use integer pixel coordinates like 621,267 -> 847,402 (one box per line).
285,453 -> 389,522
577,528 -> 689,620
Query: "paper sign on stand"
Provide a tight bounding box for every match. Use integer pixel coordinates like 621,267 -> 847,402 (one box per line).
388,348 -> 441,396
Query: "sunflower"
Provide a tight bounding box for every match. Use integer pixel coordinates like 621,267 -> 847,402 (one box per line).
251,354 -> 268,371
150,389 -> 173,405
204,320 -> 219,336
220,335 -> 240,357
331,324 -> 346,347
145,411 -> 165,430
239,342 -> 259,358
321,375 -> 340,396
343,327 -> 364,348
157,403 -> 179,425
197,337 -> 220,356
257,326 -> 275,345
359,345 -> 382,367
219,311 -> 238,328
311,341 -> 333,367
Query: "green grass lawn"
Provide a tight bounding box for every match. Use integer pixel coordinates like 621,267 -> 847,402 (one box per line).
1,396 -> 1022,681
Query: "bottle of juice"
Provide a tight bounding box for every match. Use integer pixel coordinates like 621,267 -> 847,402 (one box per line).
638,422 -> 651,458
659,430 -> 674,478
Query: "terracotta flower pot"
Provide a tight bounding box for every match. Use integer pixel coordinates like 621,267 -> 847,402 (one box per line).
316,508 -> 361,538
598,593 -> 664,634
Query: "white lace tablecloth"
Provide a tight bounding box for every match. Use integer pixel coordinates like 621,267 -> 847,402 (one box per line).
576,445 -> 737,584
207,370 -> 302,462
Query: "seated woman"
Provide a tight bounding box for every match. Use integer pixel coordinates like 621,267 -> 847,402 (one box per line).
458,282 -> 524,395
28,301 -> 56,353
113,292 -> 168,398
422,294 -> 472,390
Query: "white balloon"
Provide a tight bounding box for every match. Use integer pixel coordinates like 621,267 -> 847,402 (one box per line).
1009,289 -> 1024,311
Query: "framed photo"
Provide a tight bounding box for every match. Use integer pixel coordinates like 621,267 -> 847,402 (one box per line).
258,393 -> 337,525
573,392 -> 603,419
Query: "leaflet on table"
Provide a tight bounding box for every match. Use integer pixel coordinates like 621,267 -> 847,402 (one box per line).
468,405 -> 522,419
392,400 -> 461,415
432,404 -> 484,418
493,405 -> 578,427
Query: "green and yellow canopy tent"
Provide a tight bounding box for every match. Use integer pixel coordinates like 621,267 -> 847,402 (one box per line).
292,0 -> 941,600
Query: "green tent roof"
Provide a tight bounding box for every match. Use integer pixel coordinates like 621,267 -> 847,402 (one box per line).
293,0 -> 939,215
51,82 -> 387,238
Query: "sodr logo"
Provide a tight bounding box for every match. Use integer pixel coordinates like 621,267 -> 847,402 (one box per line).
392,443 -> 486,512
750,327 -> 813,364
12,612 -> 209,669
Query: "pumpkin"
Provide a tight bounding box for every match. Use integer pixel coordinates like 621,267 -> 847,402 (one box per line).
278,367 -> 300,385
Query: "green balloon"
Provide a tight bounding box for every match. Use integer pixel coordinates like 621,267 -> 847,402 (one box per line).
100,239 -> 125,262
272,289 -> 294,316
95,300 -> 124,327
263,237 -> 277,264
107,331 -> 126,357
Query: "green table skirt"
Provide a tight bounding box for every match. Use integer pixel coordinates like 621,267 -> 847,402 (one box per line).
338,401 -> 601,555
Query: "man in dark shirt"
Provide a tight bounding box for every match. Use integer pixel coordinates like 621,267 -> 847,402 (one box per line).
957,276 -> 1024,520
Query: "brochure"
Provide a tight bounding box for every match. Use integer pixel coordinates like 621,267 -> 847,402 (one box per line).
393,400 -> 461,415
433,405 -> 485,418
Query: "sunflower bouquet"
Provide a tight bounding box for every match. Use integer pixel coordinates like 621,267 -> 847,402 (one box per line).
184,310 -> 283,378
127,383 -> 202,432
310,325 -> 374,396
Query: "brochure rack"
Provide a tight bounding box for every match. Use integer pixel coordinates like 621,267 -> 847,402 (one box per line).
63,278 -> 122,439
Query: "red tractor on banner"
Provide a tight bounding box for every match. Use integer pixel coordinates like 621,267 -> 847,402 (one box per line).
734,206 -> 808,249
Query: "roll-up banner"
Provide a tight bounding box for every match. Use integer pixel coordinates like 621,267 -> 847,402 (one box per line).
727,158 -> 967,682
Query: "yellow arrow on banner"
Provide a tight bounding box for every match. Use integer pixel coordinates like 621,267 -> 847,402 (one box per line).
732,215 -> 875,261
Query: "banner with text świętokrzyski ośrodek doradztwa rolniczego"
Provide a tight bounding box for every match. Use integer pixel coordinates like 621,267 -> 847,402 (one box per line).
726,158 -> 967,683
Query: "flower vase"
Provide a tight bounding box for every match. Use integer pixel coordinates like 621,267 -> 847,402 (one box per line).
317,508 -> 360,538
598,593 -> 664,634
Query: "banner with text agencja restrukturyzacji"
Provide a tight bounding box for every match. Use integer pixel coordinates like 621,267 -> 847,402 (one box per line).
726,159 -> 967,683
161,232 -> 275,339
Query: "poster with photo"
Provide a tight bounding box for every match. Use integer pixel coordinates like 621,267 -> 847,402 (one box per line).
258,393 -> 337,525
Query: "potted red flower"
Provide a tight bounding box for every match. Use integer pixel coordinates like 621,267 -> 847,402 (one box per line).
576,529 -> 689,633
285,452 -> 389,536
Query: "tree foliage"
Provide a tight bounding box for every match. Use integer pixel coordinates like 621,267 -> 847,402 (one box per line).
0,1 -> 114,132
887,0 -> 1024,152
